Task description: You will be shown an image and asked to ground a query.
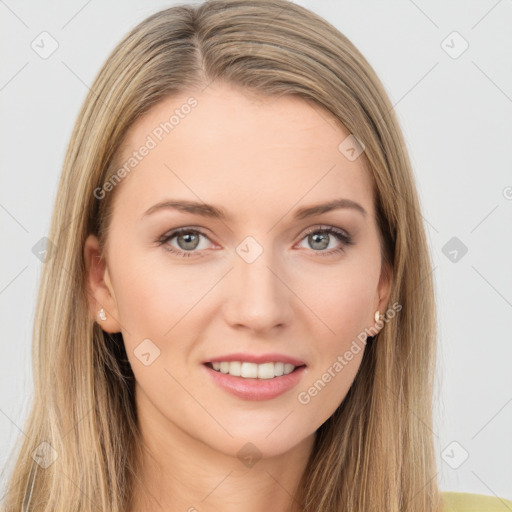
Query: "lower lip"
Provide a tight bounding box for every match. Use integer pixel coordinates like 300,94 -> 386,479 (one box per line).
203,364 -> 307,401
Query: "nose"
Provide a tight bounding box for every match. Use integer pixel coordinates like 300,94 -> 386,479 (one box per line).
222,244 -> 294,334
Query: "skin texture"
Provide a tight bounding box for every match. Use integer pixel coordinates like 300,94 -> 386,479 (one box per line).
84,82 -> 391,512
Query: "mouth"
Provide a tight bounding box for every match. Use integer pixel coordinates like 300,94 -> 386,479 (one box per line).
204,361 -> 306,379
202,360 -> 307,401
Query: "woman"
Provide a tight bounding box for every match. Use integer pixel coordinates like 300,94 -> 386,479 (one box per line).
2,1 -> 510,511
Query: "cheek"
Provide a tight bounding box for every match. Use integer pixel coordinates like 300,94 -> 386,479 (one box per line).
293,258 -> 377,422
295,284 -> 370,431
109,243 -> 198,325
300,257 -> 379,342
328,277 -> 375,336
109,246 -> 222,369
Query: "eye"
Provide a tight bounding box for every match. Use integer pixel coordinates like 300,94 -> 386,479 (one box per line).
296,225 -> 353,257
157,228 -> 214,258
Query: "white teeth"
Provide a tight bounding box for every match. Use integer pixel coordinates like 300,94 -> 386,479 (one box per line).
284,363 -> 295,374
209,361 -> 298,379
257,362 -> 274,379
240,362 -> 258,378
228,361 -> 241,377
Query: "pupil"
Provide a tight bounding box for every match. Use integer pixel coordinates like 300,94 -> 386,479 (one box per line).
179,232 -> 199,250
310,232 -> 328,250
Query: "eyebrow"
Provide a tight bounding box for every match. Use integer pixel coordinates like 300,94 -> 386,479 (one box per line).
142,198 -> 367,221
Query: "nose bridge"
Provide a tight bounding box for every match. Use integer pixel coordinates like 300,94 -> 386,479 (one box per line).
224,235 -> 291,331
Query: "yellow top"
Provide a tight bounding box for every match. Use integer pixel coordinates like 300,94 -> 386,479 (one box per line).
442,491 -> 512,511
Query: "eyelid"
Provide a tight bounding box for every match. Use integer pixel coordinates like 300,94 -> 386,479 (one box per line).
298,224 -> 351,240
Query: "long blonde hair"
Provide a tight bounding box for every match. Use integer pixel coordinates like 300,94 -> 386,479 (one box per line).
1,1 -> 440,510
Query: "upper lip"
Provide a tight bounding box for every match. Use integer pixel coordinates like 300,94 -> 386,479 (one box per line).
204,353 -> 306,366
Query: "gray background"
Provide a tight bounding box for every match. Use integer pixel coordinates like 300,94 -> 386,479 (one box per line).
1,0 -> 511,501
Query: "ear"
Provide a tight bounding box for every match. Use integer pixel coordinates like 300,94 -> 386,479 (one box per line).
84,234 -> 121,333
377,259 -> 393,311
372,259 -> 393,333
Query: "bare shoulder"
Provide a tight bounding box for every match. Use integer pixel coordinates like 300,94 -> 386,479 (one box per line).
442,491 -> 512,511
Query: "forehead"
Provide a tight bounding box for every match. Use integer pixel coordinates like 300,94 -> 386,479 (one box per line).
111,83 -> 375,224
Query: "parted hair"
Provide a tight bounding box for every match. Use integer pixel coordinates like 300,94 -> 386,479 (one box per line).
1,1 -> 440,511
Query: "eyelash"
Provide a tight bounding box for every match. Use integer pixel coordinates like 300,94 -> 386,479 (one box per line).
157,225 -> 353,259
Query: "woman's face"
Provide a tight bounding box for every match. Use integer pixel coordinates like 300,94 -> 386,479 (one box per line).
85,82 -> 391,459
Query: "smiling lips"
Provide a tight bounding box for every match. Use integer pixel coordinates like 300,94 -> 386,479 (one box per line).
207,361 -> 297,379
204,352 -> 306,379
203,352 -> 307,400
